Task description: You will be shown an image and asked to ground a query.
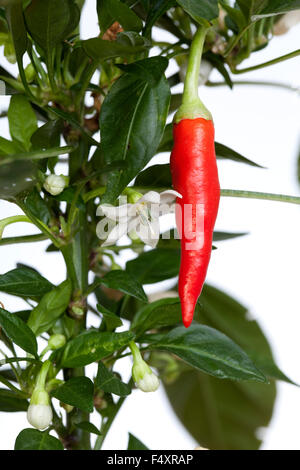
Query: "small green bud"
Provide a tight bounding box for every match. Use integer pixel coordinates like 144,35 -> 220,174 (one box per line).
48,334 -> 66,350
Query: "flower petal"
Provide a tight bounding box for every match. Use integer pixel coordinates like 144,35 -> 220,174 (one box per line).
101,221 -> 129,246
159,190 -> 182,204
97,203 -> 131,221
139,191 -> 160,205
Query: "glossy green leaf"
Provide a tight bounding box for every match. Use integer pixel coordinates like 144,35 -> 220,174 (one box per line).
135,163 -> 172,188
97,304 -> 123,331
24,189 -> 51,225
132,298 -> 183,334
215,142 -> 263,168
252,0 -> 300,20
0,389 -> 28,412
75,421 -> 102,436
198,284 -> 294,384
176,0 -> 219,23
150,324 -> 267,382
0,145 -> 74,166
100,270 -> 148,302
27,280 -> 72,336
127,433 -> 148,450
126,248 -> 180,284
31,120 -> 63,150
61,330 -> 135,367
164,367 -> 276,450
143,0 -> 176,37
0,307 -> 37,356
52,377 -> 94,413
0,137 -> 20,155
83,32 -> 150,61
6,0 -> 28,90
97,0 -> 143,32
0,268 -> 53,297
15,429 -> 64,450
213,231 -> 247,242
96,362 -> 131,396
7,95 -> 37,151
117,56 -> 169,86
100,59 -> 170,203
24,0 -> 80,52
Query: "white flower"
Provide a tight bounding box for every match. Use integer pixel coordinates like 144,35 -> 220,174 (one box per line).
44,174 -> 66,196
96,190 -> 181,248
27,403 -> 53,431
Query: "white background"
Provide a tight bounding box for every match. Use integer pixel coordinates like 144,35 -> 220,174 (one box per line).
0,0 -> 300,450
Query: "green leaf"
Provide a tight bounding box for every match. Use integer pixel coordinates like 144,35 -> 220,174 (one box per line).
6,0 -> 29,92
15,429 -> 64,450
100,270 -> 148,302
52,377 -> 94,413
83,32 -> 150,61
135,163 -> 172,187
0,389 -> 28,412
117,56 -> 169,86
198,284 -> 294,384
24,189 -> 51,225
24,0 -> 80,52
95,362 -> 131,396
97,0 -> 143,32
100,59 -> 170,202
0,145 -> 74,166
61,330 -> 135,367
97,303 -> 123,331
132,298 -> 183,335
252,0 -> 300,20
0,137 -> 20,156
126,248 -> 180,284
75,421 -> 102,436
213,231 -> 247,242
164,368 -> 276,450
27,280 -> 72,336
176,0 -> 219,23
215,142 -> 263,168
0,307 -> 37,356
150,324 -> 267,382
0,268 -> 53,297
31,120 -> 63,150
7,95 -> 37,151
127,433 -> 149,450
143,0 -> 176,37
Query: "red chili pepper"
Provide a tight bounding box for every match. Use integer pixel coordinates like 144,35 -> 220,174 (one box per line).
170,27 -> 220,328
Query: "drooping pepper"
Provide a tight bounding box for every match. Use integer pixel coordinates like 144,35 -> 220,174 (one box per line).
170,26 -> 220,328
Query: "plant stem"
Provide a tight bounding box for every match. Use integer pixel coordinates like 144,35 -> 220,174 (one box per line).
0,234 -> 48,246
207,79 -> 298,92
94,379 -> 133,450
221,189 -> 300,205
231,49 -> 300,74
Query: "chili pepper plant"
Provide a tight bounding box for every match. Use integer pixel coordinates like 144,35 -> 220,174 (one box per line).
0,0 -> 299,451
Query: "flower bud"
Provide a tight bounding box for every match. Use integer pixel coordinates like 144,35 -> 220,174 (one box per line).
130,341 -> 160,393
48,334 -> 66,350
27,389 -> 53,431
44,174 -> 67,196
60,402 -> 74,413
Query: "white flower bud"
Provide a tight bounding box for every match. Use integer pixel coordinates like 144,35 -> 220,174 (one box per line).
44,174 -> 66,196
132,360 -> 160,393
27,389 -> 53,430
136,369 -> 160,393
27,404 -> 53,430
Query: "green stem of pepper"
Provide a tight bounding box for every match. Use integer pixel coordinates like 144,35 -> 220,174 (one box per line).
175,25 -> 212,123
